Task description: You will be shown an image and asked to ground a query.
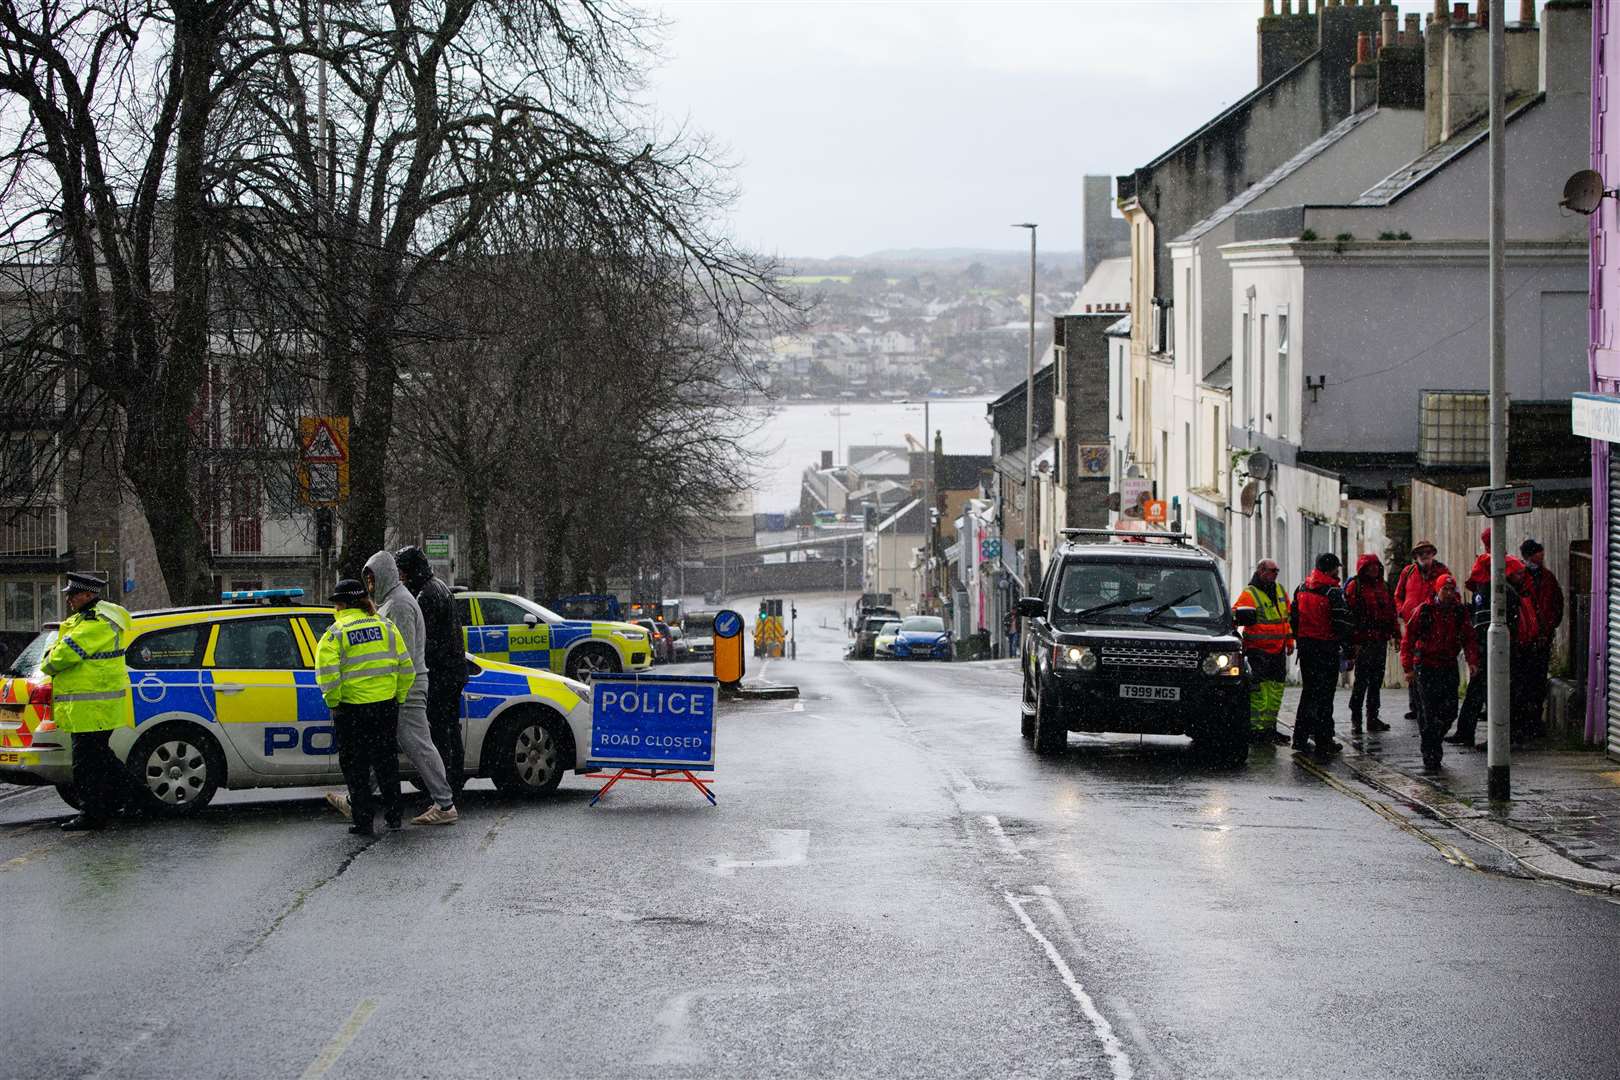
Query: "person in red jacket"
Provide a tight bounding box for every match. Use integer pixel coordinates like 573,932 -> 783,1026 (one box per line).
1514,538 -> 1564,739
1290,552 -> 1353,756
1401,574 -> 1480,772
1345,554 -> 1398,734
1454,555 -> 1536,747
1393,540 -> 1448,721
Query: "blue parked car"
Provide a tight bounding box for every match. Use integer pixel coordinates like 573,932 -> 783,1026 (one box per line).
890,615 -> 953,661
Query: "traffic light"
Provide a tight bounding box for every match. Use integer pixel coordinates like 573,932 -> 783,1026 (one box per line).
314,507 -> 334,550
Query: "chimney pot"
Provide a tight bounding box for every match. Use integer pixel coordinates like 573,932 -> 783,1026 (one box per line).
1381,8 -> 1398,44
1477,0 -> 1488,26
1357,30 -> 1373,62
1264,0 -> 1274,14
1452,2 -> 1468,21
1433,0 -> 1446,16
1519,0 -> 1534,22
1281,0 -> 1291,13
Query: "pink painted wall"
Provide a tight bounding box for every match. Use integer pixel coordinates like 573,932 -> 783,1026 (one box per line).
1590,0 -> 1617,741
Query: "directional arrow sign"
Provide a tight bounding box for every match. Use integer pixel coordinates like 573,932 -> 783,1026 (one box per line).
1466,484 -> 1533,518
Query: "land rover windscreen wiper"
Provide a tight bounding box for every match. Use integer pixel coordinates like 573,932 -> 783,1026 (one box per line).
1064,596 -> 1146,621
1143,589 -> 1203,624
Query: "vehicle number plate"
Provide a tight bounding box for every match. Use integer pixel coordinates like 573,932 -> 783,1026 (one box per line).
1119,684 -> 1180,702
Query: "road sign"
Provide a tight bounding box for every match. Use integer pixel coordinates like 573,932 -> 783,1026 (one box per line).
1466,484 -> 1533,518
586,673 -> 718,770
424,534 -> 451,560
712,608 -> 745,686
298,416 -> 350,507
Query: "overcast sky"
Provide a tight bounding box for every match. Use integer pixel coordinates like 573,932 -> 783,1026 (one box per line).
645,1 -> 1450,259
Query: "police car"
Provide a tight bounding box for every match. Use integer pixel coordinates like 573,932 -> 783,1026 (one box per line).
0,590 -> 596,815
455,591 -> 652,680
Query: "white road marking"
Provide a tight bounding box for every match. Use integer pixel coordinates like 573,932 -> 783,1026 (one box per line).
1107,994 -> 1176,1080
1004,892 -> 1134,1080
706,829 -> 810,876
299,999 -> 379,1079
981,814 -> 1025,861
645,990 -> 706,1065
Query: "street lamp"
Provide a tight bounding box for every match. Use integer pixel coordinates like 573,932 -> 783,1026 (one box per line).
1012,222 -> 1037,593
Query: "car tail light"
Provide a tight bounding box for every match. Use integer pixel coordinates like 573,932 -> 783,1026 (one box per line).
27,678 -> 54,730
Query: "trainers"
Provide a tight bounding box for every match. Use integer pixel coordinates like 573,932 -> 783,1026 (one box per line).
412,805 -> 459,826
325,792 -> 352,820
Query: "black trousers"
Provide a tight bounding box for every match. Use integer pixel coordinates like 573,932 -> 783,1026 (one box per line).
1455,630 -> 1489,742
70,730 -> 127,818
1416,664 -> 1461,765
1295,640 -> 1341,747
426,678 -> 465,796
1349,643 -> 1388,721
335,700 -> 401,826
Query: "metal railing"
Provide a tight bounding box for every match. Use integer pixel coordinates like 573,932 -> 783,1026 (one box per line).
0,504 -> 61,557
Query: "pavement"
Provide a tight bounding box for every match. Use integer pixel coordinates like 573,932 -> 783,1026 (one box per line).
2,593 -> 1619,1078
1274,682 -> 1620,893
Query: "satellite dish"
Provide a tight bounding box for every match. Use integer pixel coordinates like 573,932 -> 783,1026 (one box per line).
1561,169 -> 1609,215
1239,480 -> 1259,516
1105,491 -> 1122,512
1247,451 -> 1273,481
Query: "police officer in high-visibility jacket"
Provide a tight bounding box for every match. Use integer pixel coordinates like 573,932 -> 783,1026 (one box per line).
1233,559 -> 1292,746
42,571 -> 134,831
316,579 -> 414,836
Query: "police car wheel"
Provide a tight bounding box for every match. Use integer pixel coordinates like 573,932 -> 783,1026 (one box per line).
491,710 -> 566,797
565,644 -> 620,681
125,724 -> 222,816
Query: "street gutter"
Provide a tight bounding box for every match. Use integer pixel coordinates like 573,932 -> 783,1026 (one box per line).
1284,721 -> 1620,894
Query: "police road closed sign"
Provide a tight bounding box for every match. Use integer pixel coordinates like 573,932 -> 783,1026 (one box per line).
588,673 -> 719,770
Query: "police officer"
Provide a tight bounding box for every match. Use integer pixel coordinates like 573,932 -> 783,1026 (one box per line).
1233,559 -> 1292,745
41,571 -> 134,831
317,580 -> 414,836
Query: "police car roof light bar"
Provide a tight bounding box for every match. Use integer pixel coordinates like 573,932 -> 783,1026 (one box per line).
222,588 -> 307,605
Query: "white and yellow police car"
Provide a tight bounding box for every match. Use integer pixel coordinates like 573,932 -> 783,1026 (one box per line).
455,591 -> 652,680
0,589 -> 594,816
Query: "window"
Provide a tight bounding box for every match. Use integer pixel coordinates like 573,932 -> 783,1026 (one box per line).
1115,347 -> 1124,420
1259,314 -> 1268,434
128,625 -> 204,669
1,580 -> 57,631
1183,268 -> 1192,372
211,617 -> 302,670
478,597 -> 532,626
1183,422 -> 1191,493
1277,311 -> 1291,439
455,597 -> 475,626
1054,438 -> 1063,487
1210,405 -> 1222,488
304,614 -> 334,641
1241,312 -> 1252,426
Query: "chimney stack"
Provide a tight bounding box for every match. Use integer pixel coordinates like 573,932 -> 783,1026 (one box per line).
1258,0 -> 1321,85
1434,0 -> 1447,18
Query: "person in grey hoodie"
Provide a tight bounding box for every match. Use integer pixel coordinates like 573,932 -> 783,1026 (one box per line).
364,550 -> 458,825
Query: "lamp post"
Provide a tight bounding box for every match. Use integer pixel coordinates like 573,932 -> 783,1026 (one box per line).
1486,0 -> 1510,800
1012,223 -> 1038,592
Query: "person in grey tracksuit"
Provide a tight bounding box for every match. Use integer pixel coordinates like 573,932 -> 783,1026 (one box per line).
365,550 -> 458,825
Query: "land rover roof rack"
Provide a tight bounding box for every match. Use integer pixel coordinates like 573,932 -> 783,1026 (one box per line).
1059,528 -> 1194,547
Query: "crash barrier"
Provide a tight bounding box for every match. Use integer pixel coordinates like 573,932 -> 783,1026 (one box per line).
712,609 -> 745,688
586,672 -> 719,806
754,599 -> 786,658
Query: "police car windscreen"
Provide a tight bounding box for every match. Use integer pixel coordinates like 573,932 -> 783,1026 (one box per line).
5,628 -> 57,677
685,613 -> 715,634
1052,562 -> 1226,628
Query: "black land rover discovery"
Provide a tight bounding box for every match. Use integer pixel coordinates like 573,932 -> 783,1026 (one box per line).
1018,530 -> 1258,766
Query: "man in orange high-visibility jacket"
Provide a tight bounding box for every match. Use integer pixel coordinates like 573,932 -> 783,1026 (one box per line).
1234,559 -> 1293,745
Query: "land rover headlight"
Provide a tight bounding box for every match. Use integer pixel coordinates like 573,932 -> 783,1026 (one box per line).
1055,644 -> 1098,671
1203,652 -> 1241,676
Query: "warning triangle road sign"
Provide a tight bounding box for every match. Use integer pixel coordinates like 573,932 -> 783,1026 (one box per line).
303,420 -> 345,461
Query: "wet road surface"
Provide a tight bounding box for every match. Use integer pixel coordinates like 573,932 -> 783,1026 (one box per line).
2,593 -> 1617,1079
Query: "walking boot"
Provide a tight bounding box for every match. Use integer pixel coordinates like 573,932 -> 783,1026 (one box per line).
1443,732 -> 1472,746
1271,728 -> 1291,745
1367,717 -> 1391,733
